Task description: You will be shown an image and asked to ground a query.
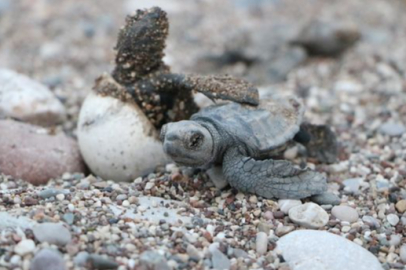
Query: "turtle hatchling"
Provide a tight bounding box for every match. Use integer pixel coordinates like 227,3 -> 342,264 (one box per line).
161,95 -> 339,202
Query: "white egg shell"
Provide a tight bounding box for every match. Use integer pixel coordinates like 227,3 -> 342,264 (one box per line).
77,91 -> 168,182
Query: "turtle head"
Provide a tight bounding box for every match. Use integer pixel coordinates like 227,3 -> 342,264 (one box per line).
160,121 -> 214,167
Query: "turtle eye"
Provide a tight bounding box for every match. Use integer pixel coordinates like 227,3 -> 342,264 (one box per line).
187,132 -> 204,149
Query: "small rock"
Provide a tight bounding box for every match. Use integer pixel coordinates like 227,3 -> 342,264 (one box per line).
257,222 -> 272,234
332,205 -> 359,223
73,251 -> 89,267
277,230 -> 383,270
38,189 -> 69,199
395,200 -> 406,213
311,193 -> 341,205
0,69 -> 66,126
386,214 -> 399,226
256,232 -> 268,255
400,245 -> 406,263
62,213 -> 75,225
87,254 -> 119,270
379,122 -> 406,137
275,225 -> 295,237
30,249 -> 66,270
389,234 -> 402,247
343,178 -> 363,194
362,216 -> 381,229
33,223 -> 72,246
278,199 -> 302,214
14,239 -> 35,256
139,251 -> 170,270
0,120 -> 85,185
283,146 -> 298,160
187,244 -> 202,260
211,248 -> 231,270
288,202 -> 329,229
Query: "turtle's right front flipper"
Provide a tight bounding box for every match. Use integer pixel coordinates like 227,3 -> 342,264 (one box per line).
222,147 -> 328,200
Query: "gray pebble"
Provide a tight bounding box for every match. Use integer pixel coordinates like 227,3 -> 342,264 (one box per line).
73,251 -> 89,267
311,193 -> 341,205
211,248 -> 231,270
30,249 -> 66,270
33,223 -> 72,246
38,189 -> 69,199
87,254 -> 119,270
332,205 -> 359,223
400,245 -> 406,263
62,213 -> 75,225
139,251 -> 170,270
379,122 -> 406,136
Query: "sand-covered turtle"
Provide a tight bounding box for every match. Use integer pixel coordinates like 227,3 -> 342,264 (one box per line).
77,7 -> 258,181
161,95 -> 338,201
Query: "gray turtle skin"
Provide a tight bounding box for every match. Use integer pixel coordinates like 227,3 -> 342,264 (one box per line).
161,95 -> 338,201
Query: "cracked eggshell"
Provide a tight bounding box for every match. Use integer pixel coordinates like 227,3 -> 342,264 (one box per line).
77,91 -> 168,182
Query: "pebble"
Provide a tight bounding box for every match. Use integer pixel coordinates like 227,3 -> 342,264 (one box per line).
210,247 -> 231,270
73,251 -> 89,267
33,223 -> 72,246
62,213 -> 75,225
395,200 -> 406,213
30,249 -> 66,270
343,178 -> 363,194
362,216 -> 381,229
56,194 -> 65,201
187,244 -> 202,260
288,202 -> 329,229
0,120 -> 85,185
331,205 -> 359,223
278,199 -> 302,214
275,225 -> 295,237
379,122 -> 406,136
14,239 -> 35,256
386,214 -> 399,226
87,254 -> 119,270
389,234 -> 402,247
0,69 -> 66,126
310,192 -> 341,205
257,222 -> 272,234
38,189 -> 69,199
400,245 -> 406,263
277,230 -> 383,270
256,232 -> 268,255
139,251 -> 170,270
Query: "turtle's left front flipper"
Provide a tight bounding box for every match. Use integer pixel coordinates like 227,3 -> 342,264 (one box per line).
182,74 -> 259,106
222,147 -> 328,200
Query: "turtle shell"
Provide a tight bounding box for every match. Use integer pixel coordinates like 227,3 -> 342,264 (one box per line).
191,95 -> 304,157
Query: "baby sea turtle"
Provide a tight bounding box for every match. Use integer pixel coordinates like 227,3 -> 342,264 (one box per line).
161,95 -> 339,202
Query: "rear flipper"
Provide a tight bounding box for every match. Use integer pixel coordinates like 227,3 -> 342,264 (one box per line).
223,147 -> 328,200
295,123 -> 338,164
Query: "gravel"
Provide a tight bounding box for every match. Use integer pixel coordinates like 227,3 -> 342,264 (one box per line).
331,205 -> 359,223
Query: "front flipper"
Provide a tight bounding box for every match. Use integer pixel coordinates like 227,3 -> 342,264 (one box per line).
223,148 -> 327,199
182,74 -> 259,106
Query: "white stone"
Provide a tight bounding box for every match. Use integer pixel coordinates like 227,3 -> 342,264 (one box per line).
33,223 -> 72,246
256,232 -> 268,255
288,203 -> 329,229
0,69 -> 66,126
279,199 -> 302,214
386,214 -> 399,226
77,91 -> 169,182
331,205 -> 359,223
14,239 -> 36,256
277,230 -> 383,270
